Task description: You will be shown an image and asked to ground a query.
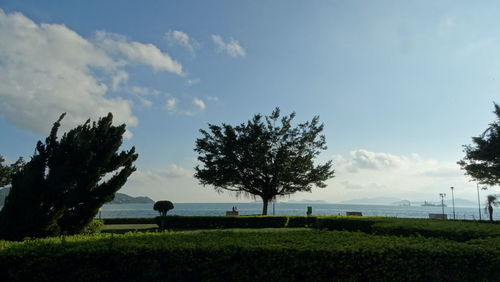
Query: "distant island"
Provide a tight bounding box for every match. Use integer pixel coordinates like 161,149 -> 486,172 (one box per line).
0,187 -> 153,206
338,197 -> 477,207
286,199 -> 329,204
108,193 -> 154,204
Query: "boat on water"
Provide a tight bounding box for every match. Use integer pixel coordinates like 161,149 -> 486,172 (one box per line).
421,201 -> 446,207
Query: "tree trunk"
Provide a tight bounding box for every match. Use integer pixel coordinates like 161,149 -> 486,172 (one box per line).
261,198 -> 269,215
489,205 -> 493,222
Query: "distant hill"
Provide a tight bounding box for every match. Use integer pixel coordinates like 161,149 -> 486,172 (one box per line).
338,197 -> 402,205
287,199 -> 330,204
0,187 -> 153,206
109,193 -> 154,204
338,196 -> 478,207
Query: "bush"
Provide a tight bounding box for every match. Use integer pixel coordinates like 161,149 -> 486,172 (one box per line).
286,216 -> 318,228
80,219 -> 103,235
315,216 -> 387,233
0,229 -> 498,281
371,218 -> 500,242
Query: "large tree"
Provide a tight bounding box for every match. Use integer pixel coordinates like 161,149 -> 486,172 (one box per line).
0,113 -> 138,240
194,108 -> 334,215
458,103 -> 500,186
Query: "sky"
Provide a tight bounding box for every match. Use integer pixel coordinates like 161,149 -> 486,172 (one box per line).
0,0 -> 499,203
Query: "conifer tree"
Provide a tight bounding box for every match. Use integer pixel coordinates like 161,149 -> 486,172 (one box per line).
0,113 -> 138,240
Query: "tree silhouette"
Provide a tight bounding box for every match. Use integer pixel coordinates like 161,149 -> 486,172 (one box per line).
0,113 -> 138,240
154,200 -> 174,230
154,200 -> 174,217
458,103 -> 500,186
485,195 -> 500,222
194,108 -> 334,215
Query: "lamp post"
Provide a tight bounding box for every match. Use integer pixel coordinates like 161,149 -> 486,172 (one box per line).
476,183 -> 487,221
450,187 -> 455,220
439,193 -> 446,218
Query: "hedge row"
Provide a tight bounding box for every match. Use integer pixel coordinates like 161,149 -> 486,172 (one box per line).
0,229 -> 498,281
102,217 -> 157,225
104,216 -> 500,241
157,215 -> 289,229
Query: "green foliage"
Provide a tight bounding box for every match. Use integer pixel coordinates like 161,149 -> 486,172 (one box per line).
103,218 -> 157,225
0,156 -> 25,188
80,219 -> 103,235
316,216 -> 387,233
153,201 -> 174,216
146,215 -> 500,241
371,218 -> 500,242
0,229 -> 498,281
286,216 -> 318,227
458,102 -> 500,185
159,216 -> 289,229
0,113 -> 138,240
194,108 -> 334,215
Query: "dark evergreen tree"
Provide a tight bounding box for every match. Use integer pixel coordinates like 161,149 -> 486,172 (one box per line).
0,113 -> 138,240
458,103 -> 500,186
194,108 -> 334,215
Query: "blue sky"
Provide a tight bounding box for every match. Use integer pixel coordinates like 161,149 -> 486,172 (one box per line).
0,1 -> 499,203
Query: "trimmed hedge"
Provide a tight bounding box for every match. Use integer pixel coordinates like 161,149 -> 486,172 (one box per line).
371,218 -> 500,242
0,229 -> 498,281
159,215 -> 289,229
103,216 -> 500,242
102,217 -> 156,225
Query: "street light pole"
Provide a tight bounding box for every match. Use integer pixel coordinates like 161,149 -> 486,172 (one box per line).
450,187 -> 455,220
477,183 -> 482,221
439,193 -> 446,219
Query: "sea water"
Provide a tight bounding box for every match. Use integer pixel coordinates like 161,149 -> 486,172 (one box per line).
99,202 -> 498,220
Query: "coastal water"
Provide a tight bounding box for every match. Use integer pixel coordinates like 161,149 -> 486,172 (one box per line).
99,202 -> 499,221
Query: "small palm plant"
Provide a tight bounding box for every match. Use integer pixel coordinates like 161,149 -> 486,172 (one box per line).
484,195 -> 500,222
154,201 -> 174,231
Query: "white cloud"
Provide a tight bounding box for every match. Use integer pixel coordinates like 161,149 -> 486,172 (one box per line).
166,29 -> 198,54
324,149 -> 477,202
95,31 -> 184,75
206,96 -> 219,102
211,34 -> 246,57
111,71 -> 129,91
165,97 -> 178,112
0,9 -> 184,137
0,9 -> 138,135
348,149 -> 410,171
193,98 -> 206,111
187,78 -> 200,85
165,164 -> 192,178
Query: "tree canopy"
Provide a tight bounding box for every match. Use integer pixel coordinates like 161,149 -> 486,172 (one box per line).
458,103 -> 500,186
154,200 -> 174,217
0,113 -> 138,240
194,107 -> 334,215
